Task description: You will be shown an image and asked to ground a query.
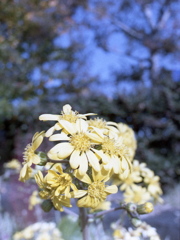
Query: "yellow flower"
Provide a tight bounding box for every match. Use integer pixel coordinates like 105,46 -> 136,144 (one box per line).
34,171 -> 52,199
19,164 -> 32,182
48,119 -> 105,176
118,171 -> 142,191
133,160 -> 148,173
19,132 -> 44,182
143,170 -> 163,202
39,104 -> 96,137
34,171 -> 72,211
86,128 -> 131,176
23,131 -> 45,166
71,168 -> 118,209
46,165 -> 77,197
52,195 -> 72,212
88,118 -> 107,129
29,191 -> 42,210
3,158 -> 21,170
124,185 -> 151,204
107,122 -> 137,161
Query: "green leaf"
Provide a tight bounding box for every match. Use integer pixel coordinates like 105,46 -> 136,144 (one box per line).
58,216 -> 82,240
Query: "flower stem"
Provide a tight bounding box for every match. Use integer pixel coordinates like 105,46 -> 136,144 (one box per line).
79,207 -> 89,240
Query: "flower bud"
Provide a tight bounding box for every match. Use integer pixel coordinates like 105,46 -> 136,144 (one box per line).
126,203 -> 137,212
131,218 -> 142,228
41,199 -> 53,212
137,202 -> 153,215
37,151 -> 48,166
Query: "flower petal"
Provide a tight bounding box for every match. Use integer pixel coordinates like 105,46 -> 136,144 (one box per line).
39,114 -> 60,121
49,133 -> 70,141
31,154 -> 40,164
92,149 -> 108,164
77,195 -> 91,208
69,150 -> 80,169
58,120 -> 76,134
105,185 -> 118,194
78,152 -> 88,176
71,190 -> 87,198
74,170 -> 92,184
86,150 -> 100,172
75,119 -> 88,133
45,126 -> 56,137
32,132 -> 44,150
85,132 -> 102,142
48,143 -> 74,160
63,104 -> 72,114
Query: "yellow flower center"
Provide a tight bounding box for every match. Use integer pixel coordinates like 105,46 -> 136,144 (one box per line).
88,181 -> 106,200
102,137 -> 118,155
61,113 -> 78,123
124,176 -> 134,185
57,173 -> 72,187
23,144 -> 34,162
89,118 -> 107,129
70,133 -> 91,151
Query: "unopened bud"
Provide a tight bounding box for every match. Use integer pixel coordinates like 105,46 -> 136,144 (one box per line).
126,203 -> 137,212
137,202 -> 153,215
37,152 -> 48,166
41,199 -> 53,212
131,218 -> 142,228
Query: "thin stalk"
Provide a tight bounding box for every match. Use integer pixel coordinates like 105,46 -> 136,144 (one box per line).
79,207 -> 89,240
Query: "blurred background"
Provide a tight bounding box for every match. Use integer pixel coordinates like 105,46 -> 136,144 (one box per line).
0,0 -> 180,239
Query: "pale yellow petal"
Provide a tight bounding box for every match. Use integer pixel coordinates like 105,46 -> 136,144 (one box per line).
31,154 -> 40,164
75,119 -> 88,133
63,104 -> 72,114
48,143 -> 74,159
91,127 -> 105,138
49,133 -> 70,141
78,153 -> 88,176
71,190 -> 87,198
86,150 -> 100,172
69,150 -> 80,169
32,132 -> 44,150
45,126 -> 56,137
39,114 -> 60,121
85,132 -> 102,142
74,170 -> 92,184
105,185 -> 118,194
58,120 -> 76,134
77,195 -> 91,207
92,149 -> 108,164
112,156 -> 120,174
121,156 -> 128,170
19,164 -> 28,178
92,167 -> 110,182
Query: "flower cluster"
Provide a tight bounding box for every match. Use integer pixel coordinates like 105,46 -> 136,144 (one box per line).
113,160 -> 163,204
18,104 -> 162,212
13,222 -> 63,240
112,222 -> 161,240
